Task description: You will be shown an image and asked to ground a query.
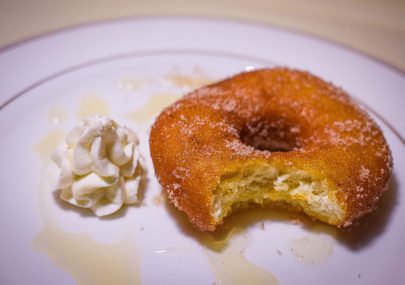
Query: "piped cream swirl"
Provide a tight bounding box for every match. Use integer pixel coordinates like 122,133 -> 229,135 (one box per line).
50,116 -> 146,216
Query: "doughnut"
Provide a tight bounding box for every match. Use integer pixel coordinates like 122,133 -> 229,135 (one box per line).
149,68 -> 392,231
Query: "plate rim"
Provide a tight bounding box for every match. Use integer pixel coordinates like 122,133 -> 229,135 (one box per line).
1,16 -> 404,143
1,15 -> 404,77
1,47 -> 404,145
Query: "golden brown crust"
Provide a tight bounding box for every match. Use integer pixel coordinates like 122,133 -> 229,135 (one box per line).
149,68 -> 393,231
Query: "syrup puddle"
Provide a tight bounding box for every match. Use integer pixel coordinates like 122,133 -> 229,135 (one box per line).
76,94 -> 110,118
165,71 -> 213,89
126,92 -> 180,122
117,79 -> 145,91
32,222 -> 139,285
47,106 -> 67,125
205,234 -> 278,285
144,247 -> 189,255
289,234 -> 334,266
35,129 -> 65,157
117,68 -> 213,92
34,126 -> 141,285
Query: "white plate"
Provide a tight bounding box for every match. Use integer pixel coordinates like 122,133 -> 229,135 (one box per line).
0,17 -> 404,285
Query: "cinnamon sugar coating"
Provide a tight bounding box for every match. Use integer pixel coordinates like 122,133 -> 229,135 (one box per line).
149,68 -> 392,231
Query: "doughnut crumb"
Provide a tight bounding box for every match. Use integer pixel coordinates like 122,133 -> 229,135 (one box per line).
213,164 -> 344,226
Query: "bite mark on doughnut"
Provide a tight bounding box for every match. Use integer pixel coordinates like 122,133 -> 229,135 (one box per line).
212,164 -> 344,227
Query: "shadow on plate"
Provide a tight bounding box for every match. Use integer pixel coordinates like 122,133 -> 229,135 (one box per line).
336,174 -> 398,250
163,174 -> 398,252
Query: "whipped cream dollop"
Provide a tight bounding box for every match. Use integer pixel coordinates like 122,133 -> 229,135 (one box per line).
50,116 -> 146,216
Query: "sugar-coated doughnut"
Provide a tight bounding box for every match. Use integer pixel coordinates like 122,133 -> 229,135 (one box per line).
149,68 -> 392,231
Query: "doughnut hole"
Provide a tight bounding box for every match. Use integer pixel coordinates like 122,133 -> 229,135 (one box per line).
240,118 -> 300,152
